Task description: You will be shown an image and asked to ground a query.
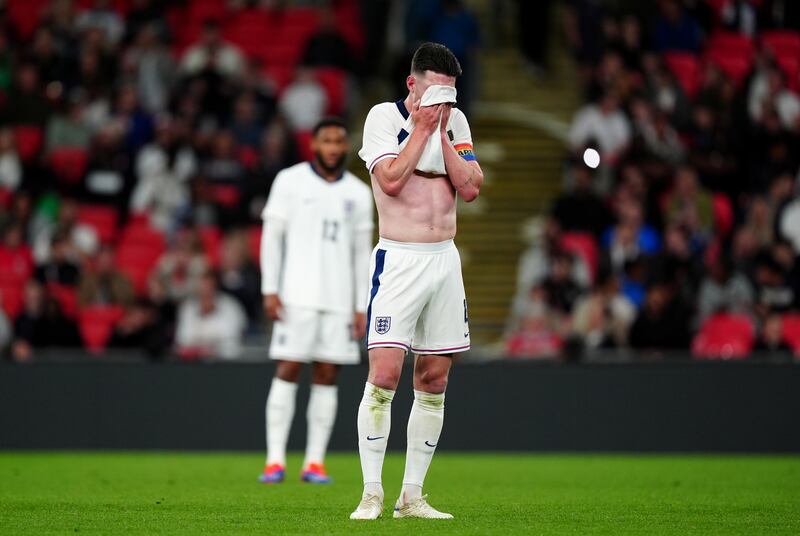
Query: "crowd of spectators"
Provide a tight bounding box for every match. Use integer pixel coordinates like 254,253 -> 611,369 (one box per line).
507,0 -> 800,359
0,0 -> 368,361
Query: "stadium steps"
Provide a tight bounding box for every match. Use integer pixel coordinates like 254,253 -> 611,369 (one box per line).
455,43 -> 581,346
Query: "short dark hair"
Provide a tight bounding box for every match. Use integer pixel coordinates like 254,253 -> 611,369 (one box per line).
411,42 -> 462,77
312,117 -> 348,137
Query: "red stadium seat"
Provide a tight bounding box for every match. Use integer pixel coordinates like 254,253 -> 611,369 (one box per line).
114,229 -> 165,295
78,305 -> 124,353
294,131 -> 313,162
663,52 -> 701,100
0,284 -> 25,319
0,246 -> 34,286
560,232 -> 599,282
315,67 -> 347,115
761,30 -> 800,59
48,283 -> 78,319
7,0 -> 47,41
707,31 -> 754,57
77,204 -> 119,243
692,313 -> 755,359
712,193 -> 733,237
48,148 -> 89,185
210,184 -> 241,208
238,146 -> 259,169
198,225 -> 222,267
782,313 -> 800,355
705,50 -> 753,87
13,125 -> 44,164
0,187 -> 12,209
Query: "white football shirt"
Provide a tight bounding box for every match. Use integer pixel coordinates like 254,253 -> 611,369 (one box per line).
261,162 -> 374,314
358,100 -> 477,173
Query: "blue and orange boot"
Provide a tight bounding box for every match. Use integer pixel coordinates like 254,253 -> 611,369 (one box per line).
301,463 -> 332,484
258,464 -> 285,484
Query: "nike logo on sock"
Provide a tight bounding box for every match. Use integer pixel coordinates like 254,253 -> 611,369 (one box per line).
366,436 -> 385,441
425,441 -> 437,447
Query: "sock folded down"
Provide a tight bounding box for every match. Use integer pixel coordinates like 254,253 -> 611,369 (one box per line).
403,84 -> 457,175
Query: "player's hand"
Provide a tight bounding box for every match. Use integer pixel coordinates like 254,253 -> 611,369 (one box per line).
264,294 -> 284,321
412,99 -> 442,135
352,312 -> 367,340
439,104 -> 452,136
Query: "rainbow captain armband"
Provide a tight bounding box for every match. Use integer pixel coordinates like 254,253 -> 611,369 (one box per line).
454,143 -> 477,162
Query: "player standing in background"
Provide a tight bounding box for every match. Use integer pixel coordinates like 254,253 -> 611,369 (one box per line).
350,43 -> 483,520
258,118 -> 374,485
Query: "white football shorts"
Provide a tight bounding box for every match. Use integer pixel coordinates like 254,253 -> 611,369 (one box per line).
269,306 -> 360,365
366,238 -> 470,355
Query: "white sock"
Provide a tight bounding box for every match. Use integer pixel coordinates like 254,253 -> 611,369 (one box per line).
357,382 -> 394,498
400,390 -> 445,504
265,377 -> 298,467
303,384 -> 338,468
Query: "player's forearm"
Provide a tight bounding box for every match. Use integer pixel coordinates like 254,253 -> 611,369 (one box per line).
375,128 -> 430,196
260,218 -> 284,295
442,138 -> 482,202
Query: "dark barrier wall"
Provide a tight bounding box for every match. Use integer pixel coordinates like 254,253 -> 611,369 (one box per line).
1,361 -> 798,452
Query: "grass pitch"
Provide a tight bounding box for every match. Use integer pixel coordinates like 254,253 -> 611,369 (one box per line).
0,452 -> 798,535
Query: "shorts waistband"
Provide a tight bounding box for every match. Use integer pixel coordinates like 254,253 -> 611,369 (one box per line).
377,237 -> 455,253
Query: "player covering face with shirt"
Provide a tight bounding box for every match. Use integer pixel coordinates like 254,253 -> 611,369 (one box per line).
259,119 -> 375,485
350,42 -> 483,520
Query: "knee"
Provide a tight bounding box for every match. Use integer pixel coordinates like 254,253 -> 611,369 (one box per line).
311,363 -> 339,385
415,369 -> 448,394
369,368 -> 401,390
275,361 -> 303,383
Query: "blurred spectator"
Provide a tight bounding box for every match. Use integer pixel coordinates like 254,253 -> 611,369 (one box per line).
515,0 -> 552,75
664,166 -> 713,246
243,122 -> 298,221
0,34 -> 13,92
77,245 -> 134,308
753,252 -> 796,316
30,27 -> 66,86
541,250 -> 583,315
602,198 -> 660,272
629,280 -> 690,351
34,232 -> 80,287
124,0 -> 170,45
429,0 -> 481,116
229,93 -> 263,148
720,0 -> 758,37
753,313 -> 793,356
175,269 -> 246,360
630,98 -> 685,166
652,0 -> 703,54
749,64 -> 800,131
32,197 -> 99,264
1,63 -> 51,127
552,163 -> 612,237
80,124 -> 131,210
154,225 -> 209,302
123,24 -> 175,114
301,7 -> 354,72
130,116 -> 197,232
12,280 -> 80,361
568,90 -> 631,168
218,230 -> 261,321
571,270 -> 636,350
278,68 -> 327,132
45,89 -> 93,152
0,128 -> 22,193
779,195 -> 800,253
76,0 -> 125,47
109,297 -> 171,358
180,20 -> 245,80
696,256 -> 755,323
505,284 -> 564,358
43,0 -> 80,54
0,308 -> 10,356
0,222 -> 34,283
743,195 -> 775,249
110,84 -> 153,154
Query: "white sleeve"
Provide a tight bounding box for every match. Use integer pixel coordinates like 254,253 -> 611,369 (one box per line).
261,171 -> 292,222
358,104 -> 400,173
260,217 -> 284,295
449,110 -> 477,162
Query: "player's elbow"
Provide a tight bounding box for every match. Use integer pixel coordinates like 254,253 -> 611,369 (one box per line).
459,183 -> 480,202
379,179 -> 404,197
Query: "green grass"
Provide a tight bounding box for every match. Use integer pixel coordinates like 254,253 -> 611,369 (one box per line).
0,452 -> 798,535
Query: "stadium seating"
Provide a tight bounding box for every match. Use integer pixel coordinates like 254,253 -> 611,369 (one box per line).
198,225 -> 222,268
0,284 -> 24,319
0,245 -> 34,286
560,232 -> 599,282
294,131 -> 314,162
692,313 -> 755,359
114,218 -> 166,294
247,225 -> 262,264
315,68 -> 347,116
712,193 -> 734,237
13,125 -> 44,164
78,305 -> 125,353
48,148 -> 89,186
663,52 -> 702,100
782,313 -> 800,355
47,283 -> 78,319
77,204 -> 119,244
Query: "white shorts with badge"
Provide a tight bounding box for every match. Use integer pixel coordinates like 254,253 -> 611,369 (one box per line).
366,238 -> 470,355
269,306 -> 360,365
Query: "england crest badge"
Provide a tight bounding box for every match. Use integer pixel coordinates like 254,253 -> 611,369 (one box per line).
375,316 -> 391,335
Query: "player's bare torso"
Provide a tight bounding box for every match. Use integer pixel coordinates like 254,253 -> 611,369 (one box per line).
371,173 -> 457,243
